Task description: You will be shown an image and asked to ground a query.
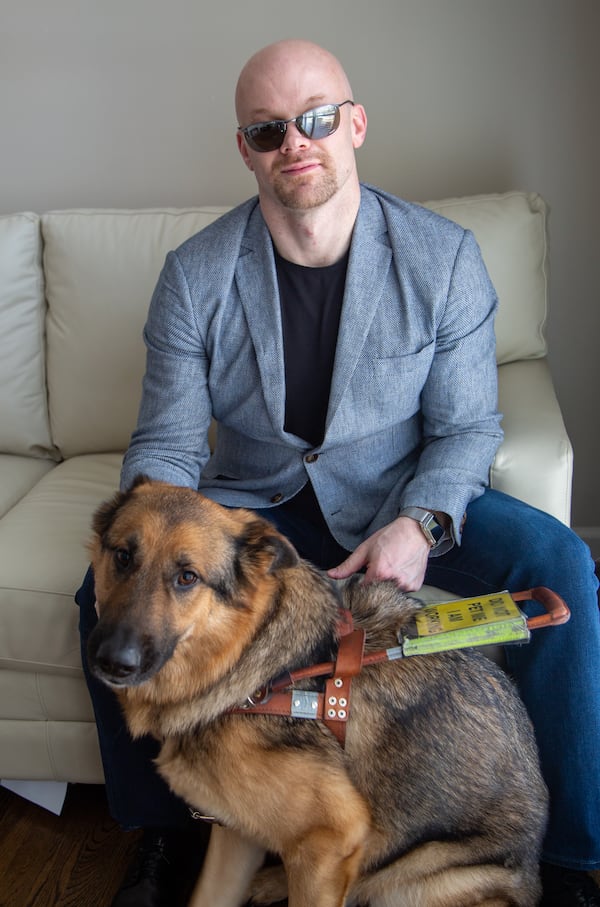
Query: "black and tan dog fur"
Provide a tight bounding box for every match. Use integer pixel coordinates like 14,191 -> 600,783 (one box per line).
87,477 -> 548,907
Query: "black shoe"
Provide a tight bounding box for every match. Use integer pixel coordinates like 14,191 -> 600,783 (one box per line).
540,862 -> 600,907
112,826 -> 210,907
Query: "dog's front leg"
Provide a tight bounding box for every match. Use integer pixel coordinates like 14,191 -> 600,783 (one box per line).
285,828 -> 364,907
188,824 -> 265,907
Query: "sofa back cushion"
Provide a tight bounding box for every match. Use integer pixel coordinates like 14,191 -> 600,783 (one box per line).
0,213 -> 55,458
42,192 -> 549,458
42,208 -> 229,457
423,191 -> 548,363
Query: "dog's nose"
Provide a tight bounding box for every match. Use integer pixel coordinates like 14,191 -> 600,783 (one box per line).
87,624 -> 149,684
93,639 -> 143,679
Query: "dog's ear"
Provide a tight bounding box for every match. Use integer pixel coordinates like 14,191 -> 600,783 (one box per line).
91,490 -> 129,540
240,518 -> 300,575
263,527 -> 300,573
91,475 -> 152,540
130,473 -> 153,490
202,518 -> 299,606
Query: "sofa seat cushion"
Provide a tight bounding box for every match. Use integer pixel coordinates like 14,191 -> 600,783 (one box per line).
0,668 -> 95,723
0,453 -> 122,682
0,718 -> 103,783
0,454 -> 55,518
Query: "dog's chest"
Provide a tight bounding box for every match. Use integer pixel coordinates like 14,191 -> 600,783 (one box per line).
156,730 -> 237,824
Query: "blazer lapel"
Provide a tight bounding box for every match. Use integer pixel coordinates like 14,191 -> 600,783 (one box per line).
325,191 -> 392,434
234,206 -> 289,439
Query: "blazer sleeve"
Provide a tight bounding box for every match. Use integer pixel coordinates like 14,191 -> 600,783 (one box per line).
398,229 -> 504,541
120,249 -> 213,491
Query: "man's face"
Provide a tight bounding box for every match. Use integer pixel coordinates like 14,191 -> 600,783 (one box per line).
235,47 -> 366,213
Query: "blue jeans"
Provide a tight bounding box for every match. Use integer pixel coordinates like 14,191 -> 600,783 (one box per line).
76,488 -> 600,870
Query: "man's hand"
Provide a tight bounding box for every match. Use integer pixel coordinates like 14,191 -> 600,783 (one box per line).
328,516 -> 431,591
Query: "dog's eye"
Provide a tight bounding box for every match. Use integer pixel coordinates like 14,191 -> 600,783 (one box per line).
115,548 -> 131,568
177,570 -> 199,588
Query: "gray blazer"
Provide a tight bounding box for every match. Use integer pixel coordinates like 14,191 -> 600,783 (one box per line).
121,184 -> 503,550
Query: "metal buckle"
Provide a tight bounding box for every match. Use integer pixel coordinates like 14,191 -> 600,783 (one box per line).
188,807 -> 220,823
241,685 -> 272,708
290,690 -> 320,719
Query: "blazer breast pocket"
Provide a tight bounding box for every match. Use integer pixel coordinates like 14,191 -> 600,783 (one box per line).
367,342 -> 435,420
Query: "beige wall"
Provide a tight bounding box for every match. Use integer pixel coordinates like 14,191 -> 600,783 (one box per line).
1,0 -> 598,546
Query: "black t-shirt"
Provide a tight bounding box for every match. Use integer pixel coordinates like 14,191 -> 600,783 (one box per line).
274,246 -> 349,528
275,247 -> 348,446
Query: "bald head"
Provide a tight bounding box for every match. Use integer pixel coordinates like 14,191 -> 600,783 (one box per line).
233,40 -> 366,240
235,40 -> 354,128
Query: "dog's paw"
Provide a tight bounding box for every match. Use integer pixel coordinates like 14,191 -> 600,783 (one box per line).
248,864 -> 288,905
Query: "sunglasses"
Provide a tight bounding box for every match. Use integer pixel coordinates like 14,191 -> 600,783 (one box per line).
238,100 -> 355,153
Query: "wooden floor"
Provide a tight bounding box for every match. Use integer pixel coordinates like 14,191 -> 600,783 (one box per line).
0,784 -> 141,907
1,782 -> 599,907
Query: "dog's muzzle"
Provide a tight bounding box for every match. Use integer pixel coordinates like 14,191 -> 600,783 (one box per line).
87,621 -> 168,686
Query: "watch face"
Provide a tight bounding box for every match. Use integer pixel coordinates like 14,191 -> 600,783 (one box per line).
423,513 -> 444,544
399,508 -> 444,546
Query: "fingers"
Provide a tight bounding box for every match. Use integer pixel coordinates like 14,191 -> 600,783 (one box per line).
327,547 -> 367,580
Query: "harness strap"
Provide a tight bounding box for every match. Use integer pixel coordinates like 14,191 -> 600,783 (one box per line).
233,612 -> 365,747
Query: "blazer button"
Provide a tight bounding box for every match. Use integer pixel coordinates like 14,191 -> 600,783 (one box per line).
305,453 -> 319,463
271,493 -> 283,503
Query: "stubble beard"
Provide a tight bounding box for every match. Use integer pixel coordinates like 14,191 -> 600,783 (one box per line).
271,156 -> 339,211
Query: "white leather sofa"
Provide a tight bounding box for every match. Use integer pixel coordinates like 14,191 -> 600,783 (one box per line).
0,191 -> 573,785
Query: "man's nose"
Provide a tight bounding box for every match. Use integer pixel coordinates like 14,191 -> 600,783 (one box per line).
280,123 -> 309,153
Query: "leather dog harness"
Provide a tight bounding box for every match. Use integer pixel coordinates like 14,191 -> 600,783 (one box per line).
190,589 -> 569,823
232,609 -> 369,747
231,586 -> 571,747
191,612 -> 376,823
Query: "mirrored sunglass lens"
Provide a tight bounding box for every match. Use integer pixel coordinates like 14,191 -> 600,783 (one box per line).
247,122 -> 285,151
244,104 -> 343,151
298,106 -> 340,138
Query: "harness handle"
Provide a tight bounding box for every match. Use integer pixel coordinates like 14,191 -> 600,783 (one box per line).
513,586 -> 570,629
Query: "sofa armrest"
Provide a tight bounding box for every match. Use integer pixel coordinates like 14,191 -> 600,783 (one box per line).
491,359 -> 573,525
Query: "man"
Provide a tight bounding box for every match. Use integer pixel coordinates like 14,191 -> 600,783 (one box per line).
78,39 -> 600,907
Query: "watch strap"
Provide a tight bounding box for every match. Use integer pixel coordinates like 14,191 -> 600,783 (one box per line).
399,507 -> 445,548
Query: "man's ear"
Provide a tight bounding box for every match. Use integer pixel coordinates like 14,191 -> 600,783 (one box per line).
351,103 -> 368,150
236,131 -> 255,172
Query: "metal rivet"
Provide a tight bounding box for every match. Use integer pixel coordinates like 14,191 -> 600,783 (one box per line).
338,709 -> 347,719
339,698 -> 347,708
328,696 -> 337,706
327,708 -> 337,718
334,678 -> 343,688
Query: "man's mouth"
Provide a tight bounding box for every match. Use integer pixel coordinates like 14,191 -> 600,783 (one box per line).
278,159 -> 321,175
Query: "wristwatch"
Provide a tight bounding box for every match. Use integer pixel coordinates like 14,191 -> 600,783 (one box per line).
399,507 -> 445,549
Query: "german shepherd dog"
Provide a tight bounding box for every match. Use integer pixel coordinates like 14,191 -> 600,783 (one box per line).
87,477 -> 548,907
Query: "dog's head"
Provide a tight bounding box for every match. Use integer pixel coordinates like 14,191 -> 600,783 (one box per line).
87,476 -> 299,693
